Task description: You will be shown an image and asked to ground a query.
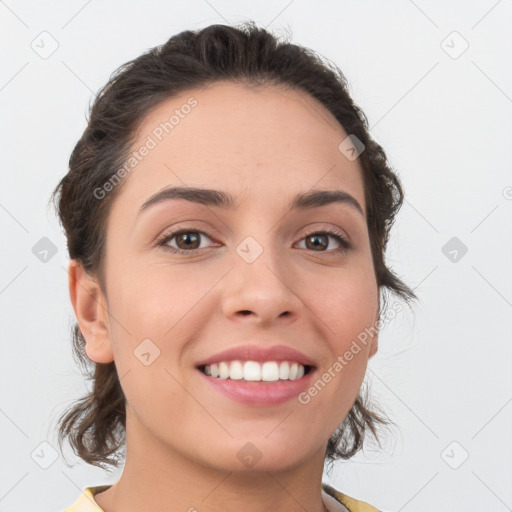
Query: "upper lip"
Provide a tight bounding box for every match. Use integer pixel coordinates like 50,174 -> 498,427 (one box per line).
195,344 -> 317,368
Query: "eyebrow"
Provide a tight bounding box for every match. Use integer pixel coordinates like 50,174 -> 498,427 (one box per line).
138,186 -> 364,217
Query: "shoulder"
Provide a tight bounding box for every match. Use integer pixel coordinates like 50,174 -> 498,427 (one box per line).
62,485 -> 112,512
322,482 -> 382,512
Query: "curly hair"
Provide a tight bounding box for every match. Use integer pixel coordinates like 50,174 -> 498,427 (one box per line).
50,21 -> 417,471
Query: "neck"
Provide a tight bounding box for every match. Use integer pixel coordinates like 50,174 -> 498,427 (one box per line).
94,410 -> 331,512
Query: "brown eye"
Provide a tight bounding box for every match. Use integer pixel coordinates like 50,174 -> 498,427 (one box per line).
296,229 -> 351,254
174,232 -> 201,250
305,233 -> 329,251
157,229 -> 216,254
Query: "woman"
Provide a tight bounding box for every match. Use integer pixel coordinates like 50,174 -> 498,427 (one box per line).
54,21 -> 416,512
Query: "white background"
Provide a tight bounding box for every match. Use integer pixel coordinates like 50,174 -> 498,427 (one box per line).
1,1 -> 511,511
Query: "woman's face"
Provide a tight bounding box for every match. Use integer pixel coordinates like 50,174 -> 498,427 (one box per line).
80,82 -> 379,472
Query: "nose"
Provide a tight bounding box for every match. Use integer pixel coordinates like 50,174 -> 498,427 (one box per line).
220,241 -> 302,327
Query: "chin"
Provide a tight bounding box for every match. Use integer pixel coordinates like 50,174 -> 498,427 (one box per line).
198,440 -> 317,474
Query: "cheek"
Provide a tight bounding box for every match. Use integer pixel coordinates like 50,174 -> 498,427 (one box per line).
105,263 -> 219,371
107,260 -> 207,330
306,266 -> 379,344
299,274 -> 378,426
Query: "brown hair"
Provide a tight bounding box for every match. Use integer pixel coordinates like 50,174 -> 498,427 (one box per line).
50,21 -> 417,471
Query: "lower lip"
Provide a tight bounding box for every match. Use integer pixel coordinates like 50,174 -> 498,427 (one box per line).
196,367 -> 316,406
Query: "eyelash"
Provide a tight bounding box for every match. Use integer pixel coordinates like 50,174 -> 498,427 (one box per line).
155,226 -> 351,256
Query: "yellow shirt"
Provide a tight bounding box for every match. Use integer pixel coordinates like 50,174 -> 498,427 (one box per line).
63,483 -> 380,511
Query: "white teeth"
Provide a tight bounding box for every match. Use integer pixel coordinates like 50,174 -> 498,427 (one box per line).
201,360 -> 308,382
229,360 -> 244,380
219,361 -> 230,379
278,361 -> 289,380
244,361 -> 261,381
261,361 -> 279,381
289,362 -> 298,380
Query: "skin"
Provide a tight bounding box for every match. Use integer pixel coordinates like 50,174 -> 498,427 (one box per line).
69,81 -> 379,512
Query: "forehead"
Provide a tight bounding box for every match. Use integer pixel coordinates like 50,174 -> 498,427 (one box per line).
113,81 -> 365,218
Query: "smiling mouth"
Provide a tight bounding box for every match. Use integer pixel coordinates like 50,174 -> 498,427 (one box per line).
195,361 -> 317,406
196,362 -> 315,382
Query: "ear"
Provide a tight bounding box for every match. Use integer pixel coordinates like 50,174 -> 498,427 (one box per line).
68,259 -> 114,364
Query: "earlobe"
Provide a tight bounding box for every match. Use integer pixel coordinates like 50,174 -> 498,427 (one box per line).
68,259 -> 114,364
